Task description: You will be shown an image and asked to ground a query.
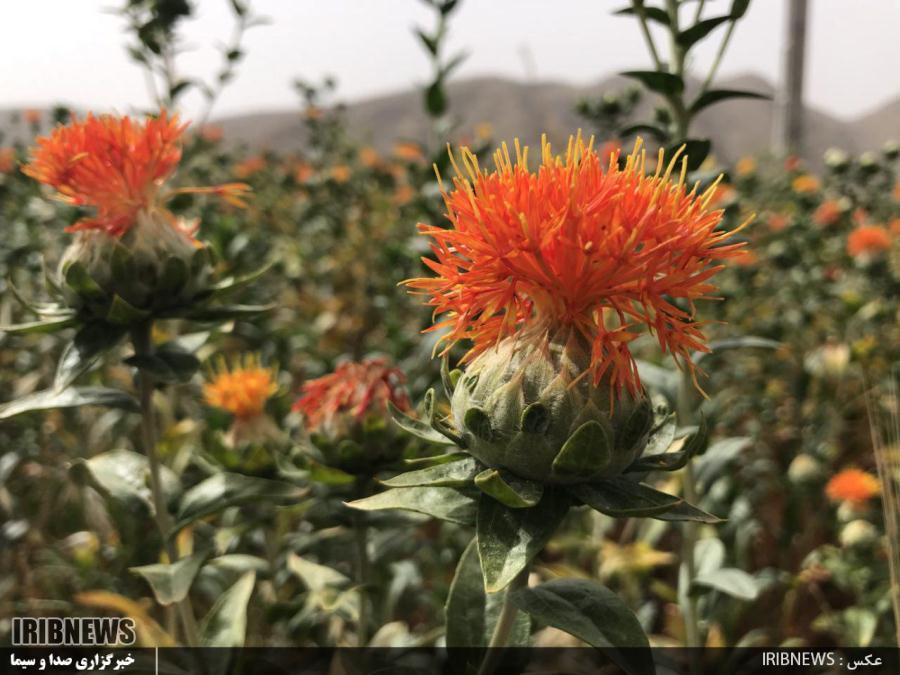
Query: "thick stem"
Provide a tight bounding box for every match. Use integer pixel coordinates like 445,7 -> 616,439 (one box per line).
132,322 -> 201,648
477,568 -> 528,675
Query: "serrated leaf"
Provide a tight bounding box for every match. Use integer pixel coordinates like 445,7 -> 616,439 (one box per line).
130,549 -> 208,606
381,457 -> 482,488
477,490 -> 570,592
0,386 -> 138,420
570,479 -> 682,517
475,468 -> 543,508
621,70 -> 684,96
445,540 -> 530,648
691,567 -> 759,600
173,474 -> 306,533
510,579 -> 652,675
346,486 -> 478,526
200,571 -> 255,647
54,323 -> 127,392
689,88 -> 770,115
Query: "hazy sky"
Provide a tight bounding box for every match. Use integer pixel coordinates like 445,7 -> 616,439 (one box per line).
2,1 -> 899,121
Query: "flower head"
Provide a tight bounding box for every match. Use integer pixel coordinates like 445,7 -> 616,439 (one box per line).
407,135 -> 748,396
735,156 -> 756,177
204,354 -> 278,420
23,111 -> 249,237
0,147 -> 15,174
847,225 -> 892,258
813,199 -> 842,227
293,358 -> 411,435
825,468 -> 880,504
791,174 -> 820,194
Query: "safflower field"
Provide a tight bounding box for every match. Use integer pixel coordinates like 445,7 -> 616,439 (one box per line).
0,1 -> 897,672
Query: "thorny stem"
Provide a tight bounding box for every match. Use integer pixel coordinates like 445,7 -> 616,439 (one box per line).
631,0 -> 663,70
677,372 -> 702,649
477,568 -> 528,675
132,322 -> 201,648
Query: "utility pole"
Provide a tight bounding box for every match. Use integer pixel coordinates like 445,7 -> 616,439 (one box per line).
774,0 -> 809,157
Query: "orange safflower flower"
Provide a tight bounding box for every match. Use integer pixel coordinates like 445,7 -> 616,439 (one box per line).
358,146 -> 381,168
22,111 -> 249,237
204,355 -> 278,420
233,155 -> 265,179
784,155 -> 801,172
792,174 -> 820,194
825,468 -> 880,504
890,218 -> 900,235
294,162 -> 314,184
331,164 -> 351,183
0,147 -> 15,174
293,358 -> 411,433
23,109 -> 42,125
393,141 -> 424,163
735,156 -> 756,177
847,225 -> 892,258
767,212 -> 790,232
407,135 -> 748,395
392,183 -> 415,206
813,200 -> 842,227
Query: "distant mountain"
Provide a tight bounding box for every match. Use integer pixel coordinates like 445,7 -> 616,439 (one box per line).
3,74 -> 897,166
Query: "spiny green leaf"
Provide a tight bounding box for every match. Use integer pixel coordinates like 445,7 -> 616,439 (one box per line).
346,486 -> 478,526
381,457 -> 482,488
570,479 -> 682,517
510,579 -> 652,675
477,490 -> 570,592
475,468 -> 543,508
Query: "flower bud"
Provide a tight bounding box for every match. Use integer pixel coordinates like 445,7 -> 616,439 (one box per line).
787,454 -> 822,484
839,519 -> 877,548
449,332 -> 652,484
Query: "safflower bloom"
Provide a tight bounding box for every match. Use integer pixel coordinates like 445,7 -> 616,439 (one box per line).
393,141 -> 424,163
813,200 -> 842,227
792,174 -> 820,194
408,135 -> 747,396
23,111 -> 248,238
0,147 -> 15,174
233,155 -> 265,179
294,358 -> 410,436
826,468 -> 880,504
847,225 -> 892,258
735,156 -> 756,177
767,212 -> 790,232
204,354 -> 278,420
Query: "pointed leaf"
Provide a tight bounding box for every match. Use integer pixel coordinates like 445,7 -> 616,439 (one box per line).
0,387 -> 138,420
1,316 -> 78,335
389,401 -> 452,445
130,549 -> 208,606
286,553 -> 350,592
477,490 -> 570,592
510,579 -> 652,675
173,474 -> 306,533
445,540 -> 530,648
475,468 -> 543,508
677,16 -> 732,50
346,486 -> 478,526
571,479 -> 682,517
652,499 -> 723,523
79,449 -> 180,509
173,304 -> 274,322
613,6 -> 670,25
381,457 -> 482,488
552,420 -> 612,478
693,336 -> 780,364
106,295 -> 151,325
692,567 -> 759,600
54,323 -> 127,392
621,70 -> 684,96
689,88 -> 770,115
208,261 -> 273,297
200,571 -> 255,647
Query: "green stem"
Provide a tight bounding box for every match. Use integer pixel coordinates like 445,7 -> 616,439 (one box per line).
132,322 -> 201,648
701,19 -> 737,94
665,0 -> 691,141
677,373 -> 701,649
631,0 -> 663,70
477,568 -> 528,675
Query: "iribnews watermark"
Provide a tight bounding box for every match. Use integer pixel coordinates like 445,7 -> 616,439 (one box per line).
11,617 -> 136,647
